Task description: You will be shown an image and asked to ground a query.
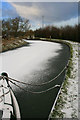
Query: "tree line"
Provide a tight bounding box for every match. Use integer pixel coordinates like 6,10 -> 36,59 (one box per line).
2,16 -> 80,42
35,25 -> 79,42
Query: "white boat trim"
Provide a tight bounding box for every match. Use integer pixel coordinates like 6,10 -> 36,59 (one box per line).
0,74 -> 21,119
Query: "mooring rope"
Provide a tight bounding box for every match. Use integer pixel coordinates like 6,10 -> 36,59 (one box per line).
9,79 -> 60,94
0,63 -> 69,94
0,78 -> 10,99
0,85 -> 8,89
0,90 -> 10,99
2,65 -> 67,86
0,75 -> 60,94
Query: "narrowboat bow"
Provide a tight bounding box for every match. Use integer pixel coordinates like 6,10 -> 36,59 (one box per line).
0,72 -> 21,120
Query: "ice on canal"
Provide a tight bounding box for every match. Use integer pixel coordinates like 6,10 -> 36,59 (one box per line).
0,40 -> 62,89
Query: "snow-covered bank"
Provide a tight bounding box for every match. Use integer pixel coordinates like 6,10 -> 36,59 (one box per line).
62,42 -> 78,118
49,40 -> 78,118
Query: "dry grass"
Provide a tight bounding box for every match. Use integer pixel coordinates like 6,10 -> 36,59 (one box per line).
1,37 -> 28,52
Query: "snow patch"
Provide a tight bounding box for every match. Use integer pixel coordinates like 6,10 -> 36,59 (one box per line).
0,40 -> 62,87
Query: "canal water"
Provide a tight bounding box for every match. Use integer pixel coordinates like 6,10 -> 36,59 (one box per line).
0,40 -> 70,119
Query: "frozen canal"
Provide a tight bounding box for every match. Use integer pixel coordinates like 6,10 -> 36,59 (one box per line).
0,40 -> 70,118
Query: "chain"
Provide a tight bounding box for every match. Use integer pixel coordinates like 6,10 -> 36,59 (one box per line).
0,63 -> 69,94
3,66 -> 67,86
9,79 -> 60,94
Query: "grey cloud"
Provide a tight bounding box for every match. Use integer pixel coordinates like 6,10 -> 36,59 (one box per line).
12,2 -> 78,23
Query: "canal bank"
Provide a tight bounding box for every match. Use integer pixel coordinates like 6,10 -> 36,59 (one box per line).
1,38 -> 29,53
46,39 -> 78,119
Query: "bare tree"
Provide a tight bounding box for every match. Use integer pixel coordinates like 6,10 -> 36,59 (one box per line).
2,17 -> 30,39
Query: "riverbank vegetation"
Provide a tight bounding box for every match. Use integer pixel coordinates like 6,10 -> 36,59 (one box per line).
2,38 -> 29,52
49,40 -> 78,118
35,25 -> 79,42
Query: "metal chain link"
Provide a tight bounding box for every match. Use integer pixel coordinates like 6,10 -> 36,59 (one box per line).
3,66 -> 67,86
0,63 -> 69,94
9,79 -> 60,94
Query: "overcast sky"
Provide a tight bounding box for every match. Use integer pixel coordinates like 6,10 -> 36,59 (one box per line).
1,1 -> 78,30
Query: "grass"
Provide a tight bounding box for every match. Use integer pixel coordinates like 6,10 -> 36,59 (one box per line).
1,37 -> 29,52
